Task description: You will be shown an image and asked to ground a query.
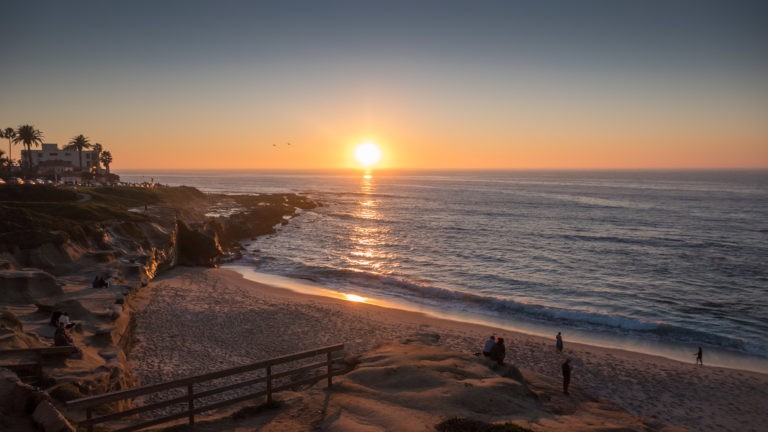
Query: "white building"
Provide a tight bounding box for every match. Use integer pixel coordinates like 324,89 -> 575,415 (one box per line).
21,143 -> 100,174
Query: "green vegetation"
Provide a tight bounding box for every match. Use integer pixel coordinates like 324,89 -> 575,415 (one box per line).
0,184 -> 79,202
0,184 -> 205,251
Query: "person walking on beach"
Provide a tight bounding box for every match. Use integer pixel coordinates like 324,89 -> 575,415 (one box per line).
695,346 -> 703,365
556,332 -> 563,352
562,358 -> 572,395
482,335 -> 496,358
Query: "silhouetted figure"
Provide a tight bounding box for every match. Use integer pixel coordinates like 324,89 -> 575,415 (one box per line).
54,324 -> 74,347
695,347 -> 703,365
54,323 -> 82,357
482,335 -> 496,357
562,358 -> 572,394
490,337 -> 506,365
93,276 -> 108,288
49,311 -> 62,327
556,332 -> 563,352
57,312 -> 76,329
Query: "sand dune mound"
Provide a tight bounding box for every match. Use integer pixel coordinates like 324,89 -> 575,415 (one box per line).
318,338 -> 682,432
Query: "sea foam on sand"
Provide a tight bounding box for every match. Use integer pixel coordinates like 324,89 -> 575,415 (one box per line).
129,268 -> 768,432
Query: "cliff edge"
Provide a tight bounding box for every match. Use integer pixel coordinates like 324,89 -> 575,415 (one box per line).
0,183 -> 317,431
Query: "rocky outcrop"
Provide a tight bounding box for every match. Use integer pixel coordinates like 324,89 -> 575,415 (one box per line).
212,193 -> 318,246
0,270 -> 63,304
176,220 -> 222,267
32,400 -> 76,432
1,367 -> 75,432
0,187 -> 320,429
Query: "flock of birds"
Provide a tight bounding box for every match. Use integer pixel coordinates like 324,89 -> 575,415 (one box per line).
273,142 -> 292,148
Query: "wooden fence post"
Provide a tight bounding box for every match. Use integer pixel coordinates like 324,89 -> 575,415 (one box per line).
35,351 -> 43,385
86,407 -> 93,432
187,383 -> 195,426
67,344 -> 343,431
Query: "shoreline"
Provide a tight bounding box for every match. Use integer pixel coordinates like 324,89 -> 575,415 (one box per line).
130,266 -> 768,432
224,264 -> 768,375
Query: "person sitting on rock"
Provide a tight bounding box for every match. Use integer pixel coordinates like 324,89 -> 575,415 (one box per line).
490,337 -> 506,365
54,324 -> 74,347
54,324 -> 81,357
93,276 -> 108,288
58,312 -> 76,329
49,310 -> 62,327
482,335 -> 496,357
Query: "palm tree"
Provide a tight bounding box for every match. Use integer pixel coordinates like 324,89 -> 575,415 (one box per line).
12,124 -> 44,170
91,143 -> 103,172
64,134 -> 92,170
99,150 -> 113,175
0,149 -> 8,173
1,127 -> 15,172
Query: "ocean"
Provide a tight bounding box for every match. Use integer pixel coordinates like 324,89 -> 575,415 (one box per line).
121,169 -> 768,372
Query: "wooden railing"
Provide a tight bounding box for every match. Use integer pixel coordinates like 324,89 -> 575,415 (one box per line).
66,343 -> 345,432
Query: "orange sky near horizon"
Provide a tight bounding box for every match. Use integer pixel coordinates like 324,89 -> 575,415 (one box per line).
2,1 -> 767,171
23,111 -> 766,171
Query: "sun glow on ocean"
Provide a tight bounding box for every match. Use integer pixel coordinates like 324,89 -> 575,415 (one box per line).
344,293 -> 368,303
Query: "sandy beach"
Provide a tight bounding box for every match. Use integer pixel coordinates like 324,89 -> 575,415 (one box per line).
129,267 -> 768,431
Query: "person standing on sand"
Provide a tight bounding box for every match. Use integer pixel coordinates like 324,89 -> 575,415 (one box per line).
695,347 -> 703,365
556,332 -> 563,352
562,358 -> 572,394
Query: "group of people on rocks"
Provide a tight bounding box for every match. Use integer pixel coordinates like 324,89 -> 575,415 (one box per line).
477,331 -> 573,395
477,331 -> 705,396
480,335 -> 507,365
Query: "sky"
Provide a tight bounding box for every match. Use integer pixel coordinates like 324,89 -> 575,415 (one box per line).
1,0 -> 767,170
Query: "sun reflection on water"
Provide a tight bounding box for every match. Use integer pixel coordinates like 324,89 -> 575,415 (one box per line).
344,172 -> 394,274
344,293 -> 367,303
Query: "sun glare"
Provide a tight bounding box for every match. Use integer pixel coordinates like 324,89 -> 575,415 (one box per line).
344,293 -> 368,303
354,141 -> 382,168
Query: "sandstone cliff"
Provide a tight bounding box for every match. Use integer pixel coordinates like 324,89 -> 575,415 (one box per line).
0,184 -> 317,431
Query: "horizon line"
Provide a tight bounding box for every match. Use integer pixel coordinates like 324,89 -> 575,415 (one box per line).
114,167 -> 768,172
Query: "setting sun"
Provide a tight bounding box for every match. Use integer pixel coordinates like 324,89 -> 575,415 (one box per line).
354,141 -> 382,168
